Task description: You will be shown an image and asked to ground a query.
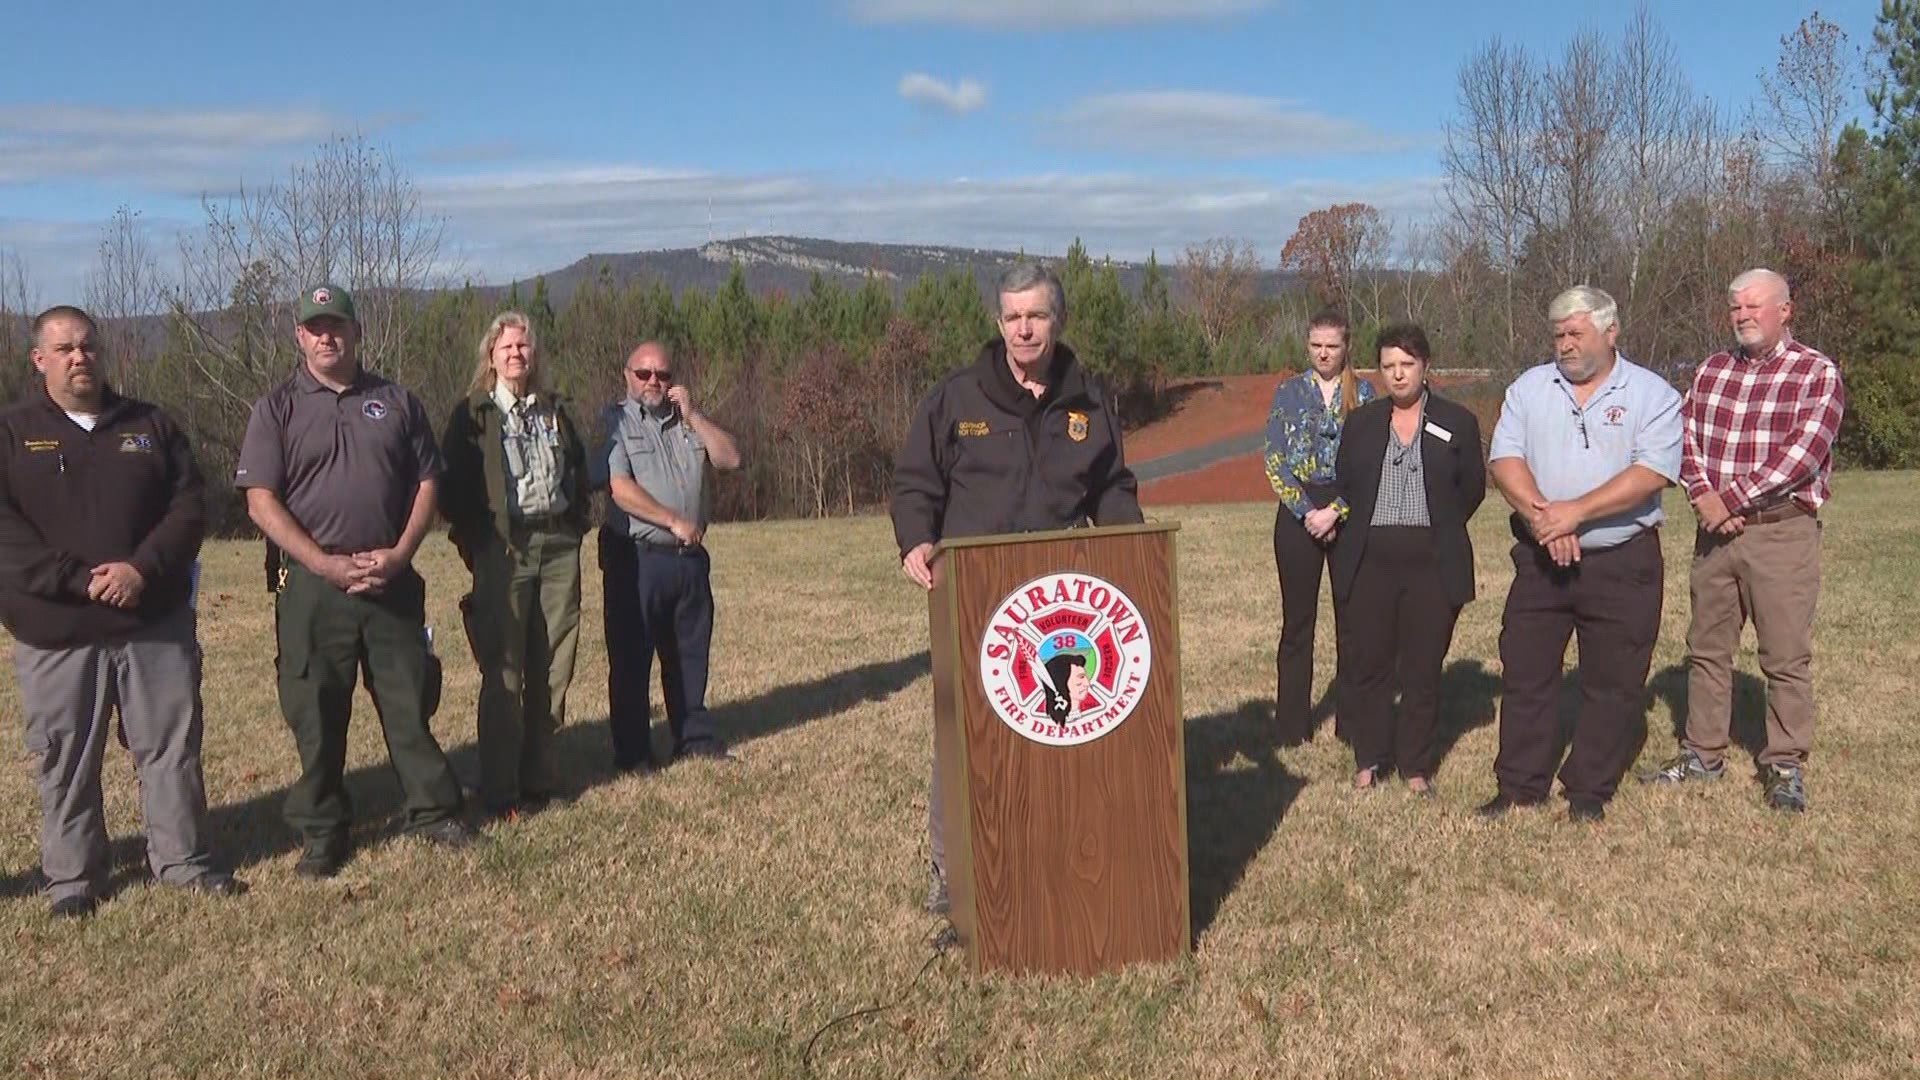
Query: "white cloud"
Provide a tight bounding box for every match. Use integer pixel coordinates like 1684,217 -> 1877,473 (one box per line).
898,73 -> 988,115
418,163 -> 1443,284
1057,92 -> 1427,159
849,0 -> 1268,27
4,156 -> 1445,299
0,104 -> 379,192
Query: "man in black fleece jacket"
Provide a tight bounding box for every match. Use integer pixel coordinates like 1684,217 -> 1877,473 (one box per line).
0,306 -> 244,918
890,262 -> 1142,914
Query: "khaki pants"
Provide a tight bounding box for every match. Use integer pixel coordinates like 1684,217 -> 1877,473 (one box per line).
469,525 -> 583,807
1684,513 -> 1822,769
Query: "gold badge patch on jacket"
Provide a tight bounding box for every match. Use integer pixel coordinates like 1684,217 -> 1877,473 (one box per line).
1066,411 -> 1088,442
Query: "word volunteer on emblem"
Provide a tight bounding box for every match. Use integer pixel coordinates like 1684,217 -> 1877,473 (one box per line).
978,571 -> 1152,747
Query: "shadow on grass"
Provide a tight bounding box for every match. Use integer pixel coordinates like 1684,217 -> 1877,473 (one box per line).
1432,658 -> 1504,777
1185,698 -> 1305,939
1648,662 -> 1770,764
3,651 -> 932,893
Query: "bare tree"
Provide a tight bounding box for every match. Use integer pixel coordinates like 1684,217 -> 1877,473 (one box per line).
1442,38 -> 1544,358
0,249 -> 39,403
84,206 -> 168,395
1756,13 -> 1861,206
1178,238 -> 1261,351
172,132 -> 453,409
1610,6 -> 1712,359
1537,28 -> 1620,287
1399,218 -> 1444,325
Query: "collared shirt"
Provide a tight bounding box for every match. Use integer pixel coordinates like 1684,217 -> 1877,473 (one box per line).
491,383 -> 569,521
1489,354 -> 1683,551
1372,398 -> 1432,527
591,398 -> 708,545
1263,370 -> 1376,518
234,365 -> 443,553
1679,337 -> 1844,515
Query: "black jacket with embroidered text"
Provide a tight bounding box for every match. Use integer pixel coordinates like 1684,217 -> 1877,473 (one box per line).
0,388 -> 204,648
890,340 -> 1142,556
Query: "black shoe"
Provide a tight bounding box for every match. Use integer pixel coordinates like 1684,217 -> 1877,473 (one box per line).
1567,798 -> 1606,822
182,871 -> 249,897
1475,793 -> 1537,818
924,863 -> 950,916
294,845 -> 349,880
49,894 -> 97,920
415,818 -> 488,850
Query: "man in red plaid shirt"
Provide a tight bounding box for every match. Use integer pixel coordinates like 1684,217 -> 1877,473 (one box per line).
1644,269 -> 1845,811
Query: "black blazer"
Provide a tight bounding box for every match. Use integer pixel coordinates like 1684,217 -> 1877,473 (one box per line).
1330,393 -> 1487,608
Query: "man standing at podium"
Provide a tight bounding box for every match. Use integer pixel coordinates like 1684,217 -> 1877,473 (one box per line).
890,261 -> 1143,915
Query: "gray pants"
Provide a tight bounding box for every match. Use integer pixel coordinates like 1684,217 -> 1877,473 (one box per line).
13,604 -> 213,901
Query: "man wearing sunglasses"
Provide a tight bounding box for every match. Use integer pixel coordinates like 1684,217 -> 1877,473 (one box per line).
591,342 -> 743,771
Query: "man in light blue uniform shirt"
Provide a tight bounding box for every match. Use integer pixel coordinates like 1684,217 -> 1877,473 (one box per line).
1478,286 -> 1682,823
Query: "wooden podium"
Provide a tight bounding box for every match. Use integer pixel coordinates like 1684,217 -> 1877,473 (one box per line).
928,522 -> 1188,975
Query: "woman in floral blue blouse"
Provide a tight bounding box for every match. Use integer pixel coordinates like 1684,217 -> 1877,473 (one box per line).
1263,307 -> 1375,745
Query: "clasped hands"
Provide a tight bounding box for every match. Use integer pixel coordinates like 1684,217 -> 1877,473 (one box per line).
1690,491 -> 1746,537
87,562 -> 146,609
1303,505 -> 1341,542
315,549 -> 410,595
1522,497 -> 1584,568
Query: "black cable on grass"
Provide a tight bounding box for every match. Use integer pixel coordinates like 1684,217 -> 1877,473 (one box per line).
802,920 -> 958,1075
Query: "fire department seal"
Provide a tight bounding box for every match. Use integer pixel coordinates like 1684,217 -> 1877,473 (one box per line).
977,571 -> 1152,747
362,399 -> 388,420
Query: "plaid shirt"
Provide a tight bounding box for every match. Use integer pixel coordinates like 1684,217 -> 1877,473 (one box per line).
1679,337 -> 1845,514
1372,401 -> 1432,528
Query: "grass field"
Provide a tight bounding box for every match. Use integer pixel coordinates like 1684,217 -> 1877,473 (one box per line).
4,475 -> 1918,1079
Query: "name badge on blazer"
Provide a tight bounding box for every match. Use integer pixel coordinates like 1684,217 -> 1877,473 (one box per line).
1423,421 -> 1453,443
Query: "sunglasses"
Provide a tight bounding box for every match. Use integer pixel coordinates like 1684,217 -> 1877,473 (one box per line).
626,368 -> 673,384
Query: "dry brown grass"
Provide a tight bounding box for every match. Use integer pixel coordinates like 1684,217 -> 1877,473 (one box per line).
3,474 -> 1918,1079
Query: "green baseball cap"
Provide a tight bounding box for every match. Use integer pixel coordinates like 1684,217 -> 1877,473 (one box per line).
296,282 -> 357,323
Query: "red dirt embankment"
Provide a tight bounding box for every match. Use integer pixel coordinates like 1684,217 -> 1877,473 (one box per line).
1131,371 -> 1490,507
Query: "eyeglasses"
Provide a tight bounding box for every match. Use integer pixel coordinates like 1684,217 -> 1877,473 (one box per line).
626,368 -> 672,384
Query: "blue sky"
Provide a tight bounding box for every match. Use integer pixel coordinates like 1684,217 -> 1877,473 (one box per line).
0,0 -> 1881,299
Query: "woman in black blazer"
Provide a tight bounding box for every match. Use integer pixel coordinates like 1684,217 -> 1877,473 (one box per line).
1330,323 -> 1486,794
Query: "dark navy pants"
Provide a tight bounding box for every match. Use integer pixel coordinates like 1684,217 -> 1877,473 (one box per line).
599,530 -> 721,765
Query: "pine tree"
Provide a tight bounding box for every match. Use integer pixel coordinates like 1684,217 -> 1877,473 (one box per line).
1835,0 -> 1920,465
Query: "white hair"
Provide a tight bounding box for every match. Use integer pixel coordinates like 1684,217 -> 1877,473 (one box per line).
1729,268 -> 1791,303
1547,285 -> 1619,333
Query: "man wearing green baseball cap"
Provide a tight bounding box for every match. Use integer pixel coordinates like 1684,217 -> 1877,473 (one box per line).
295,281 -> 357,324
235,282 -> 482,878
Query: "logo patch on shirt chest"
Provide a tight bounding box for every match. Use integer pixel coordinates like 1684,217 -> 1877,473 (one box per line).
1066,411 -> 1088,442
118,433 -> 155,453
362,400 -> 389,420
1603,405 -> 1627,427
24,439 -> 59,453
957,420 -> 991,437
